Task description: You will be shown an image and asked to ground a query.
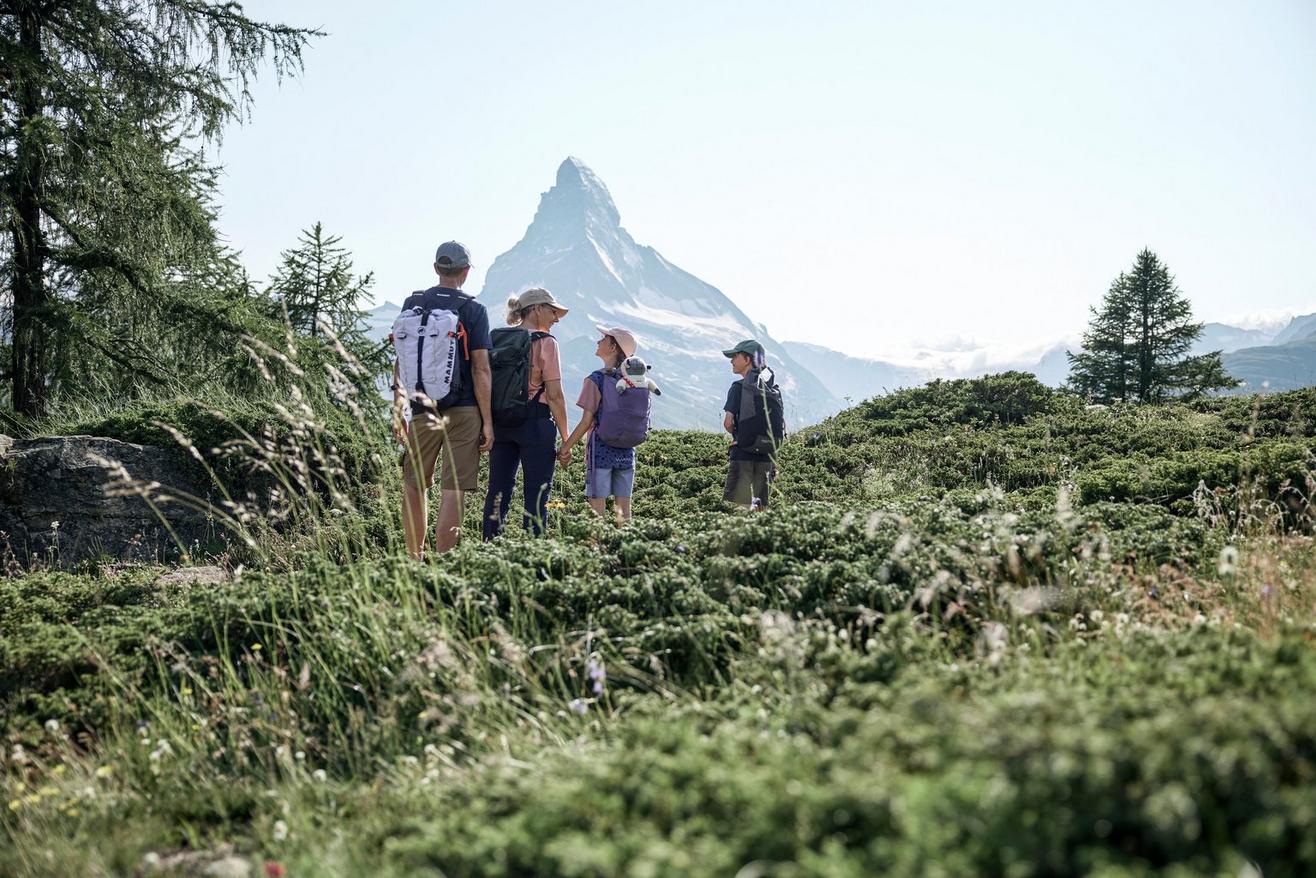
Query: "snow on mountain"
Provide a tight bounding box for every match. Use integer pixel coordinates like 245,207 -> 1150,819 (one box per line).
779,342 -> 926,404
474,158 -> 842,430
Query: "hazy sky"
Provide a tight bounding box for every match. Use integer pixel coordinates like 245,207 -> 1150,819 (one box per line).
215,0 -> 1316,362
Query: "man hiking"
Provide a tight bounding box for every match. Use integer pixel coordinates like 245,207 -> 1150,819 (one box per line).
721,339 -> 784,511
391,241 -> 493,557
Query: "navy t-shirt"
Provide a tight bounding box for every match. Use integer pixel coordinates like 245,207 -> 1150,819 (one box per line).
724,381 -> 772,462
398,286 -> 491,408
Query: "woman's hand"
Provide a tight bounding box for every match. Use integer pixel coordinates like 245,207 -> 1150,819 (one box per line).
556,444 -> 572,466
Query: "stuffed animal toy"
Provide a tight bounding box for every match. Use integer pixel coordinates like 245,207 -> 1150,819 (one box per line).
616,356 -> 661,395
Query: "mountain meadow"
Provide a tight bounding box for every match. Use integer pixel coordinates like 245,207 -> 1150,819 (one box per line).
3,371 -> 1315,877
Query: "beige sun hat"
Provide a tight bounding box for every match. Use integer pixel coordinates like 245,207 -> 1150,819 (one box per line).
595,324 -> 638,357
508,287 -> 569,317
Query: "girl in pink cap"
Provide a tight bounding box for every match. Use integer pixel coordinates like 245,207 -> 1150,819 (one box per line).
559,325 -> 640,523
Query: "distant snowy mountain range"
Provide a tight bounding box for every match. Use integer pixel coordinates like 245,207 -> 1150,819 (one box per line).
366,158 -> 1316,426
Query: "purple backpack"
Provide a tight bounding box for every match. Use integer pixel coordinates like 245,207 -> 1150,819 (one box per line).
591,369 -> 651,449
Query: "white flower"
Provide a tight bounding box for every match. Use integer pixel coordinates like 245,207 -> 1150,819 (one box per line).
1217,545 -> 1239,577
312,769 -> 327,783
44,719 -> 61,734
273,819 -> 289,842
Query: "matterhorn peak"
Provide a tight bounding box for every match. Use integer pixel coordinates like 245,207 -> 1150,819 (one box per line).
477,158 -> 842,428
528,156 -> 622,235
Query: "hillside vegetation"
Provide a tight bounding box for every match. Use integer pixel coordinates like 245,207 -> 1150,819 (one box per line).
3,373 -> 1315,877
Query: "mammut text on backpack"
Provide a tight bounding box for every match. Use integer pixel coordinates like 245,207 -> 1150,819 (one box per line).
392,304 -> 466,409
490,328 -> 551,427
735,369 -> 785,456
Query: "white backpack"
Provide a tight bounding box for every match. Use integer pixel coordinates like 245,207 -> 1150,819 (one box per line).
391,304 -> 464,408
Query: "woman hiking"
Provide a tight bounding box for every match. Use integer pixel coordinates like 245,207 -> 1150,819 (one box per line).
481,288 -> 571,538
558,325 -> 640,524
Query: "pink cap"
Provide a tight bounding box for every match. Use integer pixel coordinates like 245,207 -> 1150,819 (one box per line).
595,324 -> 638,357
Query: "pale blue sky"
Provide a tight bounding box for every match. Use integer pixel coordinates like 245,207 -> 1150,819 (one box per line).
215,0 -> 1316,362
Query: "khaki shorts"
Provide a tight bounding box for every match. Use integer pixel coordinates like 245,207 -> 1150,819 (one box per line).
724,459 -> 775,509
400,406 -> 482,492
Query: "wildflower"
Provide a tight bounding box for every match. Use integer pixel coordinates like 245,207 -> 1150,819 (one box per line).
312,769 -> 327,783
1007,587 -> 1059,616
976,621 -> 1008,666
95,764 -> 115,779
272,820 -> 289,842
758,610 -> 795,640
266,863 -> 287,878
587,659 -> 607,696
1217,545 -> 1238,577
892,533 -> 914,558
568,698 -> 588,715
44,718 -> 61,734
148,739 -> 173,773
1261,583 -> 1275,598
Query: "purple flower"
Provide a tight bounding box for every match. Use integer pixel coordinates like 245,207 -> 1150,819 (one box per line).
587,659 -> 607,696
568,698 -> 588,716
1261,584 -> 1275,598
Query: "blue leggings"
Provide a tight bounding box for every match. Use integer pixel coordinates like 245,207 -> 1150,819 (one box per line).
482,409 -> 557,539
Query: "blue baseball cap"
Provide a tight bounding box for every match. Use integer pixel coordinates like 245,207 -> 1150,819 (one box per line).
434,241 -> 471,270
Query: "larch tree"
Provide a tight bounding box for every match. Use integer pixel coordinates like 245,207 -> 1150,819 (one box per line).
0,0 -> 318,418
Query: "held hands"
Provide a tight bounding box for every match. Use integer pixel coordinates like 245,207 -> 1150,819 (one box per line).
556,441 -> 572,467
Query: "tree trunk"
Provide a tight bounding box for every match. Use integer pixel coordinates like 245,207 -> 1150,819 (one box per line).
10,8 -> 50,418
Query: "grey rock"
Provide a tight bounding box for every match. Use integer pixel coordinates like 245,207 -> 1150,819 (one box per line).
202,856 -> 253,878
0,434 -> 226,568
138,844 -> 252,878
154,565 -> 230,588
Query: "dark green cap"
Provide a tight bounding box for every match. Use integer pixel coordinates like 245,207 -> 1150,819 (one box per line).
722,339 -> 765,358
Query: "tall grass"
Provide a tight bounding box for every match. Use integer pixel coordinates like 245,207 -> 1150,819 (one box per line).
4,372 -> 1316,875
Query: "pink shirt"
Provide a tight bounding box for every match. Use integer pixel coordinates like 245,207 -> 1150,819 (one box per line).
529,334 -> 562,400
576,374 -> 602,414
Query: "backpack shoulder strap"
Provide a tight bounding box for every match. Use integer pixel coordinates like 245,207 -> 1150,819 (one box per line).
588,369 -> 607,403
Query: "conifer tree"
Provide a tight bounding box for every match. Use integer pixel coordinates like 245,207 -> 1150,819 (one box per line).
268,223 -> 374,341
1068,271 -> 1137,403
1068,249 -> 1236,402
266,223 -> 389,385
0,1 -> 317,417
